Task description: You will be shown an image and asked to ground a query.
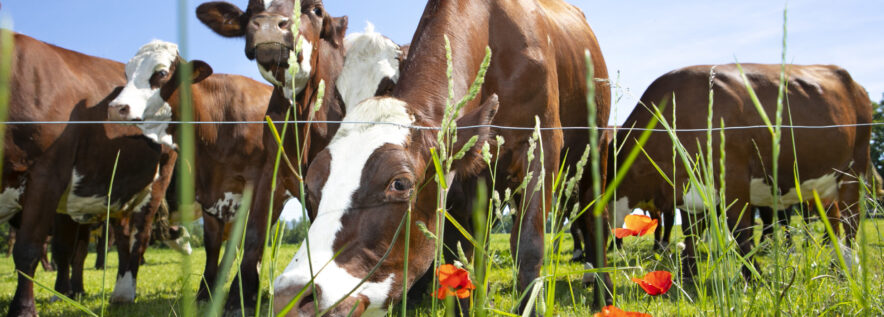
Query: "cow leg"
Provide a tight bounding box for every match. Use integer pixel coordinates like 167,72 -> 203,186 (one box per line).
679,209 -> 706,280
569,222 -> 584,262
443,177 -> 487,315
661,207 -> 676,250
198,213 -> 224,302
110,149 -> 176,304
9,160 -> 72,317
70,223 -> 90,297
728,201 -> 758,281
52,215 -> 78,297
839,181 -> 861,245
225,177 -> 286,312
109,217 -> 134,303
758,206 -> 774,245
95,224 -> 108,270
41,236 -> 55,272
778,207 -> 792,248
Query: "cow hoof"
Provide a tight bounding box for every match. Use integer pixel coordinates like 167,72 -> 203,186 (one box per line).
49,295 -> 61,303
6,304 -> 37,317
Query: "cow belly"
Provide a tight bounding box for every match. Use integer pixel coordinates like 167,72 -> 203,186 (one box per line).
750,173 -> 840,210
0,185 -> 25,223
203,192 -> 242,222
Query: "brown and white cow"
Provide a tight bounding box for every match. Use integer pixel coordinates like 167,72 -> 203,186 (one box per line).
277,0 -> 612,315
3,33 -> 177,317
195,0 -> 348,310
610,63 -> 872,278
195,0 -> 405,311
107,39 -> 277,303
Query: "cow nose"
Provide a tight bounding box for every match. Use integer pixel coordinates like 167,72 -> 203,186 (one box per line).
108,103 -> 130,120
274,283 -> 322,316
252,14 -> 290,32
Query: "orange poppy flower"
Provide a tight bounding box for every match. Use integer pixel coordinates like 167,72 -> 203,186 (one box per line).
614,214 -> 658,238
631,271 -> 672,296
433,264 -> 475,299
593,305 -> 652,317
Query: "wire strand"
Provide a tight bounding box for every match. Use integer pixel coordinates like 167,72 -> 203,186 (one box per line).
1,120 -> 882,132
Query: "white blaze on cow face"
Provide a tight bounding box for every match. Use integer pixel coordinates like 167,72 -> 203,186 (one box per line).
337,22 -> 401,110
275,97 -> 413,313
110,40 -> 177,147
263,0 -> 274,9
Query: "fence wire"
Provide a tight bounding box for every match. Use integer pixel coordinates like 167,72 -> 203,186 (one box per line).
1,120 -> 883,132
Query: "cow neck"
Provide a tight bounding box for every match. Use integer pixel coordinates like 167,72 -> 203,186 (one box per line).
393,0 -> 490,124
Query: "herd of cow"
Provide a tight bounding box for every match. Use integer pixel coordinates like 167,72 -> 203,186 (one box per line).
1,0 -> 877,316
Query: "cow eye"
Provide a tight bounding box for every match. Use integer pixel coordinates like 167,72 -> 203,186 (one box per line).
313,7 -> 322,16
156,70 -> 169,78
389,178 -> 412,193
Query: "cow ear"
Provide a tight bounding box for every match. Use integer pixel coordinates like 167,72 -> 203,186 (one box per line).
196,2 -> 248,38
189,60 -> 213,84
451,94 -> 499,177
321,15 -> 348,47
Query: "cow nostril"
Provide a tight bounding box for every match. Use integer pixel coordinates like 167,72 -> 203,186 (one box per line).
278,18 -> 290,30
298,292 -> 317,314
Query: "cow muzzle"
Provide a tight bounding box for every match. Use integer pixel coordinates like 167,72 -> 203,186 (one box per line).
108,102 -> 139,121
274,283 -> 369,317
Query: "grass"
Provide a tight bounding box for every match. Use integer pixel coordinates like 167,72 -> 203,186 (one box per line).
1,217 -> 881,316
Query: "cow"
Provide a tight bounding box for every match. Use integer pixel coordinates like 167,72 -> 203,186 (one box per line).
195,0 -> 405,311
107,39 -> 275,303
2,33 -> 178,317
609,63 -> 872,279
276,0 -> 612,315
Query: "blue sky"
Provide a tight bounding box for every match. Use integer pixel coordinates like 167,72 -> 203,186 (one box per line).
3,1 -> 882,221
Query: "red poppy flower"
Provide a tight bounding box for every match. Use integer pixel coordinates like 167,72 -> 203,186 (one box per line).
593,305 -> 652,317
614,214 -> 658,238
433,264 -> 475,299
631,271 -> 672,296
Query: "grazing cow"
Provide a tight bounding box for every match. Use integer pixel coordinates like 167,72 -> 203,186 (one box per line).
610,64 -> 872,278
277,0 -> 611,315
196,0 -> 403,311
3,33 -> 178,316
107,39 -> 274,302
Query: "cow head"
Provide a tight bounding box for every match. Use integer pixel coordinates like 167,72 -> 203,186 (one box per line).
108,40 -> 212,147
196,0 -> 346,95
273,95 -> 499,316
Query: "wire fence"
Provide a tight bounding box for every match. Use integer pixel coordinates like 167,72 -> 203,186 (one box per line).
1,120 -> 883,132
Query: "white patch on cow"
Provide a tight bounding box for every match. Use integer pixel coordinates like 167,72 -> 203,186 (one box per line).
110,271 -> 136,303
263,0 -> 273,9
65,166 -> 157,223
750,173 -> 840,210
679,184 -> 718,214
66,169 -> 113,223
258,64 -> 283,86
275,97 -> 413,312
110,40 -> 177,148
0,185 -> 25,223
129,228 -> 139,253
609,196 -> 631,229
204,192 -> 242,221
269,35 -> 315,100
337,22 -> 401,110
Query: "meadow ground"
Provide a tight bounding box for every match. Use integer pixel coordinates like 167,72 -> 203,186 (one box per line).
1,217 -> 882,316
